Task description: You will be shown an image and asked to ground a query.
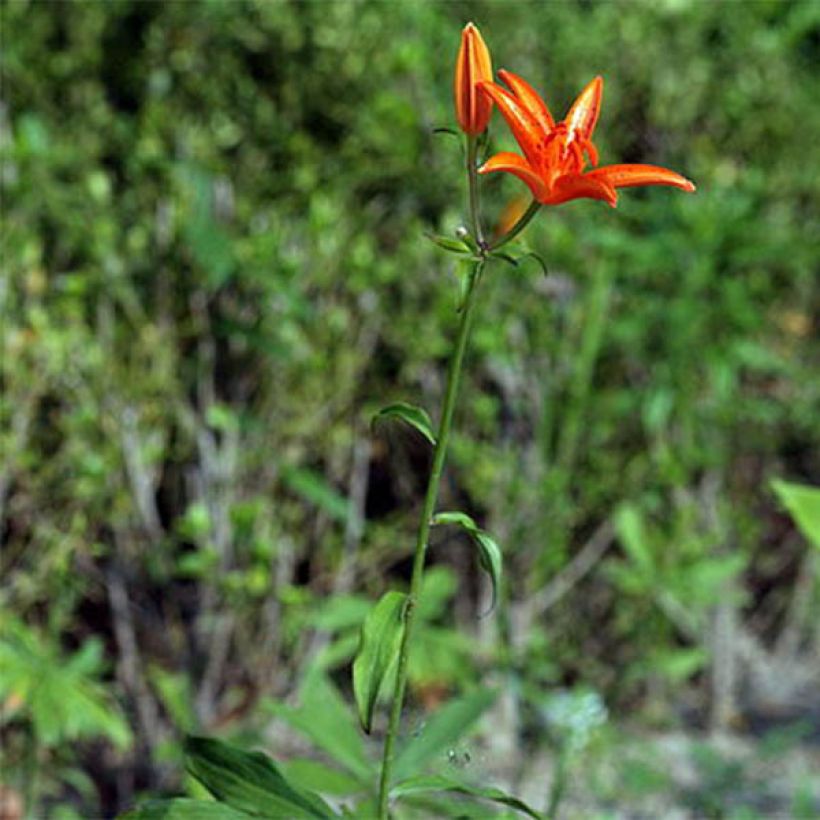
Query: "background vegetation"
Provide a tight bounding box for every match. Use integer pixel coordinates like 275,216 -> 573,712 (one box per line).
2,0 -> 818,817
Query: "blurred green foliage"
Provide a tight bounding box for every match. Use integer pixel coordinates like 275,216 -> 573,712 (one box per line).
2,0 -> 819,816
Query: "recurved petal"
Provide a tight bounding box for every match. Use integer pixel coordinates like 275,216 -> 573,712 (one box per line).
498,69 -> 555,133
478,81 -> 544,167
546,173 -> 618,207
479,152 -> 549,201
586,164 -> 696,192
565,76 -> 604,144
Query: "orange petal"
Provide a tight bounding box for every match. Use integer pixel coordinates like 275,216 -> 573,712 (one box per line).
498,69 -> 555,133
478,81 -> 544,168
565,76 -> 603,144
479,152 -> 549,201
546,173 -> 618,207
586,164 -> 696,192
454,23 -> 493,135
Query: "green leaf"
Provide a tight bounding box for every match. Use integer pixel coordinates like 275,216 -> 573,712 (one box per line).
147,665 -> 196,732
392,775 -> 542,819
649,648 -> 708,683
123,799 -> 251,819
614,504 -> 654,576
184,736 -> 335,818
280,759 -> 363,796
772,479 -> 820,549
267,673 -> 373,781
394,687 -> 497,781
353,591 -> 407,733
489,251 -> 519,267
432,127 -> 460,138
425,233 -> 473,255
432,512 -> 502,613
280,466 -> 350,522
373,402 -> 436,446
489,247 -> 548,276
516,250 -> 549,276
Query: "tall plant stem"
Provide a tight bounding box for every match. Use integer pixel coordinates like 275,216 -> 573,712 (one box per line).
376,262 -> 482,816
377,136 -> 486,817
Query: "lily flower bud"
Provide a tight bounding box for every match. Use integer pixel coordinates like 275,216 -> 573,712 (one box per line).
454,23 -> 493,135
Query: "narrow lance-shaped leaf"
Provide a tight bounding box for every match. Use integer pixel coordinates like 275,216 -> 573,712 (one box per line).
352,591 -> 407,733
391,775 -> 543,819
772,479 -> 820,550
267,672 -> 373,781
184,736 -> 335,819
432,512 -> 502,614
393,687 -> 498,780
425,233 -> 474,255
489,245 -> 549,276
373,402 -> 436,446
613,504 -> 654,576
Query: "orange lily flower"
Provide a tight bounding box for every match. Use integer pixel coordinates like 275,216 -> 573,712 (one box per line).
454,23 -> 493,135
478,71 -> 695,207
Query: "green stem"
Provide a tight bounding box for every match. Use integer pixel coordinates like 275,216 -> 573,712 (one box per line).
23,724 -> 39,819
545,745 -> 569,819
376,132 -> 488,818
376,262 -> 483,817
489,198 -> 541,251
466,137 -> 485,245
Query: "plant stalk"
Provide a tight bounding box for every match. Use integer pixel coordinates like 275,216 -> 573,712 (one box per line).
377,134 -> 486,818
467,136 -> 485,245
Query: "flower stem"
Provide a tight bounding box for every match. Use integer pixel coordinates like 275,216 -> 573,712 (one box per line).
467,136 -> 485,245
376,132 -> 487,818
376,260 -> 483,817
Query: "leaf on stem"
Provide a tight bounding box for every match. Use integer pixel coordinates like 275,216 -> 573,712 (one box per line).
352,591 -> 407,734
771,479 -> 820,549
391,775 -> 543,819
184,736 -> 335,819
425,233 -> 475,255
432,512 -> 502,614
373,402 -> 437,446
489,246 -> 548,276
432,127 -> 461,140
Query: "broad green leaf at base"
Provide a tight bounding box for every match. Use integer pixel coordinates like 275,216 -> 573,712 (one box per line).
184,736 -> 335,818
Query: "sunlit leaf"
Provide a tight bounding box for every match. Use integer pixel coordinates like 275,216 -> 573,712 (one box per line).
353,591 -> 407,733
280,759 -> 363,797
614,504 -> 654,575
772,479 -> 820,550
